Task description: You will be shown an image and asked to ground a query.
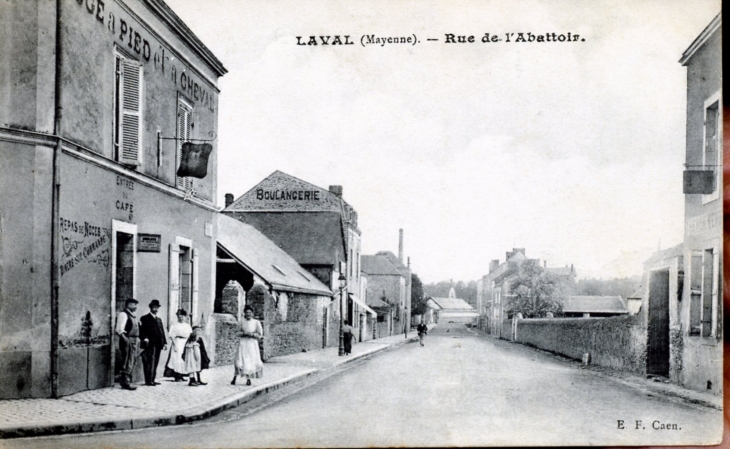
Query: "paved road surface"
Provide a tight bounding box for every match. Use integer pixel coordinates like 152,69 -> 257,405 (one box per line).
5,324 -> 721,447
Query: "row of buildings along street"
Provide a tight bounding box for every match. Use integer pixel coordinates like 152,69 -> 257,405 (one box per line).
448,12 -> 722,399
0,0 -> 417,400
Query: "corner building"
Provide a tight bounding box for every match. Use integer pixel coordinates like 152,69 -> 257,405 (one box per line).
676,13 -> 722,394
0,0 -> 226,398
223,171 -> 373,347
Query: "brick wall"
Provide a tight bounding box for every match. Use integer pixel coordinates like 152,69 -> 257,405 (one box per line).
516,316 -> 647,375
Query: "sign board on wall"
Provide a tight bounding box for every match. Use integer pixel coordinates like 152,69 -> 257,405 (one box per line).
138,234 -> 162,252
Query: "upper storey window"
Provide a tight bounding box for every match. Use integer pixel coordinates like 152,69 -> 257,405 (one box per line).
702,95 -> 721,204
113,52 -> 143,167
176,97 -> 194,191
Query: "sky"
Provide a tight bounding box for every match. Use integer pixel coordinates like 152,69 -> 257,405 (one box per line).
166,0 -> 720,283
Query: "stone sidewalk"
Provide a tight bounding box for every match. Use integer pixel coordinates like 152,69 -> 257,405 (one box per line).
0,332 -> 420,439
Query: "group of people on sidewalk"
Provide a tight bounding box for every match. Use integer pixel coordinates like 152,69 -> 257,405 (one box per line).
115,298 -> 264,391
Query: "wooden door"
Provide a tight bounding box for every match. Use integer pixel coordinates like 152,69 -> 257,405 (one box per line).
647,270 -> 670,376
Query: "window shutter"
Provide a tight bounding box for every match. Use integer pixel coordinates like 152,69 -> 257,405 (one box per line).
176,101 -> 194,190
191,248 -> 199,324
119,59 -> 142,166
168,243 -> 180,327
701,250 -> 714,337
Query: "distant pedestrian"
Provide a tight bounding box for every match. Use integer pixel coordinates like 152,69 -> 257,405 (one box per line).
139,299 -> 167,386
417,322 -> 428,346
183,326 -> 210,386
165,309 -> 192,381
231,305 -> 263,386
342,320 -> 354,355
115,298 -> 140,390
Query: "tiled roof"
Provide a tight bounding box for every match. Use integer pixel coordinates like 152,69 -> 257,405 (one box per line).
644,243 -> 684,266
361,255 -> 403,276
217,215 -> 332,296
375,251 -> 407,270
563,296 -> 628,314
224,212 -> 344,266
366,296 -> 391,309
430,297 -> 475,311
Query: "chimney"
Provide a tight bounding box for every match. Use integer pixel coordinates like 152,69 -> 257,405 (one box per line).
398,229 -> 404,263
489,260 -> 499,273
329,185 -> 343,197
224,193 -> 234,208
407,256 -> 410,268
544,260 -> 547,268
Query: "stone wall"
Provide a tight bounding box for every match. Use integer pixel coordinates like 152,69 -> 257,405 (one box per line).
516,315 -> 647,375
210,313 -> 240,366
265,293 -> 326,358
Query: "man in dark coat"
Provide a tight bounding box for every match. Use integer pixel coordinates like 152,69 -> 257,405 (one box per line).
115,298 -> 140,390
139,299 -> 167,386
417,322 -> 428,346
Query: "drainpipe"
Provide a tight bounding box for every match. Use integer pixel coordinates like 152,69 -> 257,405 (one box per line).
50,0 -> 64,398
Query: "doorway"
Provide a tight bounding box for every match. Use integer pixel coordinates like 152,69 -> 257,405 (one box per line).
111,225 -> 136,384
647,270 -> 670,376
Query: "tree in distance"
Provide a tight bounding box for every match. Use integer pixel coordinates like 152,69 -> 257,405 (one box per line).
410,273 -> 428,316
506,260 -> 565,318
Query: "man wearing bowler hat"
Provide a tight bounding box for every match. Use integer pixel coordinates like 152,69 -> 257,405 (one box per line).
140,299 -> 167,386
115,298 -> 141,390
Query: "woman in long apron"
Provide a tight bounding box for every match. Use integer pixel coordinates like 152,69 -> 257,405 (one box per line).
164,309 -> 192,381
231,305 -> 263,386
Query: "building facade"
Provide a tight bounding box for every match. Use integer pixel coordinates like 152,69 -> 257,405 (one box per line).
223,171 -> 373,347
479,248 -> 528,336
361,254 -> 404,337
675,13 -> 722,394
0,0 -> 226,398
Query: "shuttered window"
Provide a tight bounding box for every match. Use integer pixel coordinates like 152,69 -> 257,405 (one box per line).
689,248 -> 721,338
114,54 -> 143,166
702,97 -> 721,203
176,99 -> 194,190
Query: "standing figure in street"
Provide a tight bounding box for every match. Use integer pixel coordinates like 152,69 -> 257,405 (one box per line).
183,325 -> 210,386
165,309 -> 192,381
139,299 -> 167,386
115,298 -> 140,390
417,322 -> 428,346
232,305 -> 263,386
342,320 -> 354,355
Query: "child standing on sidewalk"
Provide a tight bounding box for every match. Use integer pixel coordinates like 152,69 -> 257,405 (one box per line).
183,326 -> 210,386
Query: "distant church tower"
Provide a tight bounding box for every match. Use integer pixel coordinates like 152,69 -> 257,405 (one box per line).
448,287 -> 456,298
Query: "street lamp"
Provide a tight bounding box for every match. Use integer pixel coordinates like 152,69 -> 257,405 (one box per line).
338,272 -> 347,356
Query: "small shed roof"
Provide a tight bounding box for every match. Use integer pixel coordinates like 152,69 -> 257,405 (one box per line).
367,296 -> 391,309
430,297 -> 475,311
563,296 -> 628,314
218,215 -> 332,296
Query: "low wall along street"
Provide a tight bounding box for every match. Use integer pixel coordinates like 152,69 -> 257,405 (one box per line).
515,316 -> 647,375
